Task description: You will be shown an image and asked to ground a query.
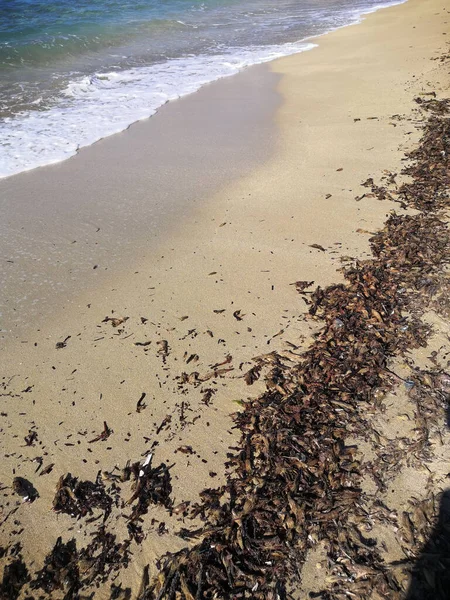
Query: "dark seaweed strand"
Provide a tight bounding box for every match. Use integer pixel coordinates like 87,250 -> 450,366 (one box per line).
140,98 -> 450,600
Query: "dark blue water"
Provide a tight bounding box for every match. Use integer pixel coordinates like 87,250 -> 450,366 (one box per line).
0,0 -> 404,177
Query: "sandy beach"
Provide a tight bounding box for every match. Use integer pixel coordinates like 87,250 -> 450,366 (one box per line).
1,0 -> 449,597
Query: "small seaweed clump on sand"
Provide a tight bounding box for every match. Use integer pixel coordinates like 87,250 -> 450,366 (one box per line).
0,454 -> 174,599
139,99 -> 450,599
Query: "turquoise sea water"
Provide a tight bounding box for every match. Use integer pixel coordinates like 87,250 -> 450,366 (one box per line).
0,0 -> 404,177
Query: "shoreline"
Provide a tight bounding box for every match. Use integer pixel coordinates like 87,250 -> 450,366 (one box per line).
0,0 -> 409,344
0,0 -> 405,181
1,0 -> 449,597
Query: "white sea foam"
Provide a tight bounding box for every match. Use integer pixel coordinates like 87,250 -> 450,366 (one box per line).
0,42 -> 317,179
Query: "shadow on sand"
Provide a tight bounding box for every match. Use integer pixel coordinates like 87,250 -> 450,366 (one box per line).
405,488 -> 450,600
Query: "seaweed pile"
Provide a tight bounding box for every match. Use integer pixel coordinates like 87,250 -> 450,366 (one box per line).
53,473 -> 113,521
125,455 -> 173,543
138,98 -> 450,598
30,528 -> 131,598
0,454 -> 174,599
0,96 -> 448,600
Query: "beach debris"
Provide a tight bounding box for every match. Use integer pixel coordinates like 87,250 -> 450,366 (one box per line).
233,309 -> 244,321
290,280 -> 314,293
185,353 -> 199,364
33,456 -> 43,472
55,335 -> 71,349
175,445 -> 194,455
201,366 -> 234,381
23,429 -> 38,446
102,316 -> 128,327
178,359 -> 234,387
243,364 -> 262,385
156,415 -> 172,435
125,454 -> 173,526
157,340 -> 169,362
201,388 -> 215,406
309,243 -> 326,251
210,354 -> 233,370
39,463 -> 55,477
12,477 -> 38,503
3,90 -> 450,600
0,556 -> 29,600
136,392 -> 147,413
53,473 -> 112,521
171,501 -> 191,517
134,96 -> 450,599
88,421 -> 113,443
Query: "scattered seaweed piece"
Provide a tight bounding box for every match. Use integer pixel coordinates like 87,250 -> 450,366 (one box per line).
157,340 -> 169,362
309,243 -> 326,251
102,316 -> 128,327
55,335 -> 71,349
136,392 -> 147,413
23,429 -> 38,446
39,462 -> 55,477
12,477 -> 38,503
88,421 -> 113,443
126,454 -> 173,525
0,556 -> 29,600
31,537 -> 80,596
243,364 -> 262,385
53,473 -> 112,521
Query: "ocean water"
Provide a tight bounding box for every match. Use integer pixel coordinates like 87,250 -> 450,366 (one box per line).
0,0 -> 403,178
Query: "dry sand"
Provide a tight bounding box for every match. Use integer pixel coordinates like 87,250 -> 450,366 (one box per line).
1,0 -> 449,596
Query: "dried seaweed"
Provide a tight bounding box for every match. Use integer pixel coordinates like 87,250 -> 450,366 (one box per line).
12,477 -> 38,503
53,473 -> 113,521
0,556 -> 28,600
30,528 -> 130,597
31,537 -> 80,597
126,454 -> 173,523
406,491 -> 450,599
137,98 -> 450,599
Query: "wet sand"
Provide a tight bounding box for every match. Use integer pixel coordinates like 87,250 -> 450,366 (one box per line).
1,0 -> 449,596
0,65 -> 281,339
